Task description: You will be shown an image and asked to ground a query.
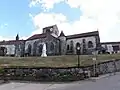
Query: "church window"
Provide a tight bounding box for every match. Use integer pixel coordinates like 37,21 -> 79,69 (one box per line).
46,43 -> 48,50
33,41 -> 37,55
76,42 -> 80,49
70,41 -> 73,51
67,45 -> 70,50
50,42 -> 54,51
28,44 -> 32,55
83,39 -> 85,43
38,44 -> 43,54
88,41 -> 93,48
4,47 -> 7,54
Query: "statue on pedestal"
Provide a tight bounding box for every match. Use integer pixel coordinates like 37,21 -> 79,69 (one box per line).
41,43 -> 47,57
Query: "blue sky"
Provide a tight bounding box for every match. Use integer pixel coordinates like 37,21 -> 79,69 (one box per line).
0,0 -> 81,40
0,0 -> 120,42
0,0 -> 34,38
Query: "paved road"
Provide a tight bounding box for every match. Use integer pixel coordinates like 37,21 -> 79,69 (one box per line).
0,73 -> 120,90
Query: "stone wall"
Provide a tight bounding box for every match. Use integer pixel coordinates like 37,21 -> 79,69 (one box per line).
97,59 -> 119,74
2,67 -> 87,82
1,59 -> 120,82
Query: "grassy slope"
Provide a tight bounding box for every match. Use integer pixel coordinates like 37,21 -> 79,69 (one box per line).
0,54 -> 120,67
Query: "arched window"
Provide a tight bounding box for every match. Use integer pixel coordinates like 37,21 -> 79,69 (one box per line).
50,42 -> 54,51
67,45 -> 69,50
33,41 -> 37,56
70,41 -> 73,51
76,42 -> 80,49
83,39 -> 85,43
38,44 -> 43,54
28,44 -> 32,55
76,42 -> 81,54
4,47 -> 7,54
88,41 -> 93,48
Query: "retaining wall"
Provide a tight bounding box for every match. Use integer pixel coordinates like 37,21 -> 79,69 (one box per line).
1,59 -> 120,82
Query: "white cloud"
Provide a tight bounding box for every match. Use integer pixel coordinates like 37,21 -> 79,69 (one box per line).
29,0 -> 40,8
32,12 -> 97,36
65,0 -> 120,42
29,13 -> 34,19
30,0 -> 120,42
29,0 -> 64,11
32,13 -> 68,35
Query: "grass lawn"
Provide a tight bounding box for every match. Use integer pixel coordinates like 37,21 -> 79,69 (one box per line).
0,54 -> 120,67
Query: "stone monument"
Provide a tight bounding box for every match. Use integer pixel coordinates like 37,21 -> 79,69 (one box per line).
41,43 -> 47,57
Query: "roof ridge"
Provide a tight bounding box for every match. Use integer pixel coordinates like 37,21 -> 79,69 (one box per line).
27,33 -> 46,40
67,31 -> 98,37
66,31 -> 99,39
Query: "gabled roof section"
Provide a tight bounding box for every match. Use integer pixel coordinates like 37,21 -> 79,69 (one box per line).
43,25 -> 56,30
27,33 -> 46,40
66,31 -> 99,39
0,40 -> 25,45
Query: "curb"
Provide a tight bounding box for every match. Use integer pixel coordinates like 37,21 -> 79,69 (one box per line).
90,73 -> 116,80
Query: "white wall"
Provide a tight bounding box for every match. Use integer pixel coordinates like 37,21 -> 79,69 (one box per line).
0,45 -> 15,55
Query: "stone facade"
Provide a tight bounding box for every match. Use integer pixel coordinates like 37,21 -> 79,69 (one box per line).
66,31 -> 100,55
25,34 -> 60,56
0,25 -> 101,56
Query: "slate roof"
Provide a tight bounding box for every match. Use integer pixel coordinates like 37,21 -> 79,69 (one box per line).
66,31 -> 99,39
43,25 -> 56,30
101,42 -> 120,45
27,34 -> 47,40
0,40 -> 25,45
26,33 -> 60,41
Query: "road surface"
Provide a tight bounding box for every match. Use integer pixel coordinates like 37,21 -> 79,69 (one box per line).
0,73 -> 120,90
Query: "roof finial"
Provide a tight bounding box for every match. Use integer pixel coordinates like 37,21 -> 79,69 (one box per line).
16,33 -> 19,40
60,31 -> 65,37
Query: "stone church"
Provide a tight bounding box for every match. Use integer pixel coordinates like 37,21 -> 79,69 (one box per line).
0,25 -> 101,56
